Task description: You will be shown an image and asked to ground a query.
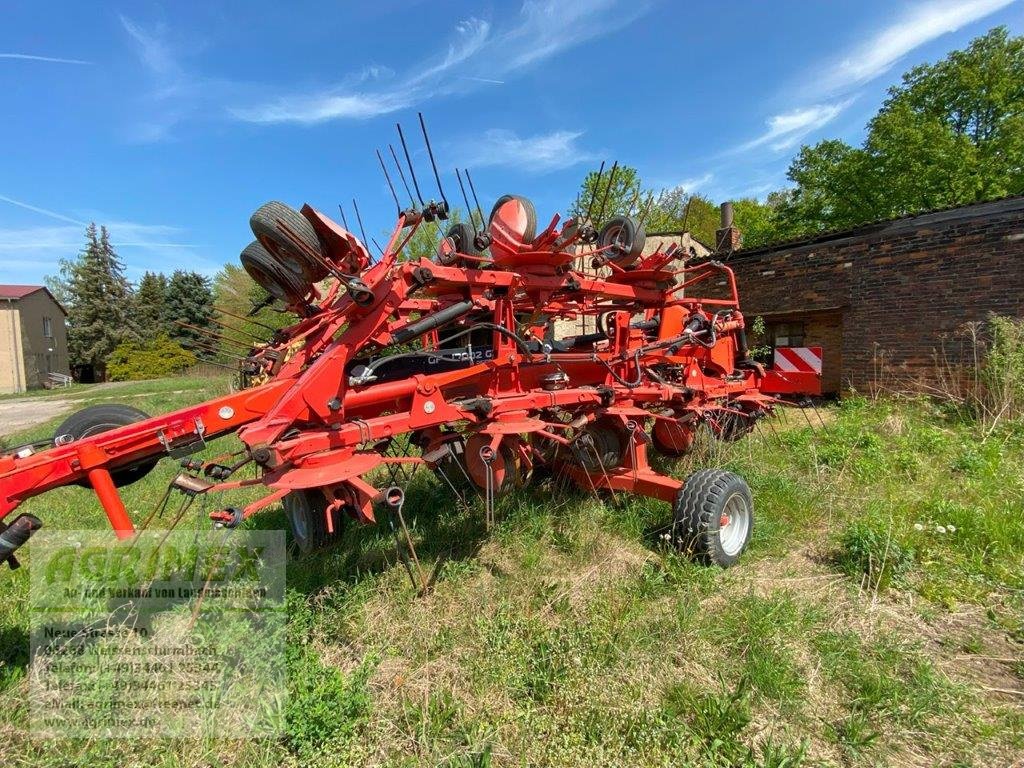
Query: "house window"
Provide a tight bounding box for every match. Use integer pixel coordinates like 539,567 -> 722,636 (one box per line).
42,316 -> 53,339
770,321 -> 805,347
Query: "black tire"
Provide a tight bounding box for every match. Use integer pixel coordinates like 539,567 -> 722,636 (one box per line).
598,215 -> 646,268
438,222 -> 483,266
282,488 -> 346,554
672,469 -> 753,567
250,201 -> 329,282
489,194 -> 537,244
55,405 -> 159,488
240,240 -> 311,305
574,418 -> 626,472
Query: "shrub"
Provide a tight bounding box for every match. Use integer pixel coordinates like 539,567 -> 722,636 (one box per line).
933,315 -> 1024,430
980,314 -> 1024,423
106,334 -> 196,380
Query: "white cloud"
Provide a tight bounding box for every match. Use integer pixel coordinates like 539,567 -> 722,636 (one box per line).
727,0 -> 1015,160
821,0 -> 1017,93
0,195 -> 85,225
232,92 -> 412,124
0,53 -> 91,65
230,0 -> 647,125
735,100 -> 854,153
119,16 -> 180,77
673,173 -> 713,193
0,196 -> 205,280
456,129 -> 596,172
117,16 -> 245,141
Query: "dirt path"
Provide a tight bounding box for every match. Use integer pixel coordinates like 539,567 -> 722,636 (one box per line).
0,397 -> 77,438
0,382 -> 136,438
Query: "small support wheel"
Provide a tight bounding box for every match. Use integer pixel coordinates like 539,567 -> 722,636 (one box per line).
283,488 -> 346,554
671,469 -> 753,567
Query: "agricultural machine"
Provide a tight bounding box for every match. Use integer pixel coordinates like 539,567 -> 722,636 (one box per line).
0,118 -> 819,575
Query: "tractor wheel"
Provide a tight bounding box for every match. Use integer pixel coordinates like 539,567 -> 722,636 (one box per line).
240,240 -> 311,305
672,469 -> 753,567
598,215 -> 646,268
250,201 -> 329,282
56,405 -> 160,488
283,488 -> 346,554
489,194 -> 537,245
651,418 -> 694,458
438,222 -> 483,266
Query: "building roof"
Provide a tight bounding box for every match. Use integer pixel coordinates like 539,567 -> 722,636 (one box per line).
646,194 -> 1024,263
0,285 -> 68,315
730,193 -> 1024,261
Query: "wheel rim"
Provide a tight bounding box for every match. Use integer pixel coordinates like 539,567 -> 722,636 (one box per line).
719,492 -> 750,556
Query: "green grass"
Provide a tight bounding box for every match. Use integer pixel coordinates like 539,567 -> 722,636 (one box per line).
2,379 -> 1023,766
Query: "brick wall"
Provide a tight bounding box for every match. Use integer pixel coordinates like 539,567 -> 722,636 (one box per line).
723,197 -> 1024,392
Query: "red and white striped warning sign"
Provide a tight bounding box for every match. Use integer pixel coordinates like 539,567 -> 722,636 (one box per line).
773,346 -> 823,374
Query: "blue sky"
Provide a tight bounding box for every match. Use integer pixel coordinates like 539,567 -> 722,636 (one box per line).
2,0 -> 1022,286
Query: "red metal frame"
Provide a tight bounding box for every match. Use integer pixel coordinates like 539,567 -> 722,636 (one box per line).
0,202 -> 819,542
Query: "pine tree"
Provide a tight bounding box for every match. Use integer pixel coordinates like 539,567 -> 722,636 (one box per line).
65,224 -> 134,379
165,270 -> 215,350
132,271 -> 171,337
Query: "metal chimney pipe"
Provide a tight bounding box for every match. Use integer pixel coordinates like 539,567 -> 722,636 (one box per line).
720,201 -> 734,229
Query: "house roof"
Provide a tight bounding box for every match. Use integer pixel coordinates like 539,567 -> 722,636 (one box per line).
729,193 -> 1024,261
0,285 -> 68,315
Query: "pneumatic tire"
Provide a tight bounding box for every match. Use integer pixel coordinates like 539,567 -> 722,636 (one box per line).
598,215 -> 646,268
283,488 -> 347,554
672,469 -> 753,567
55,405 -> 160,488
240,240 -> 311,305
250,201 -> 328,282
438,222 -> 483,266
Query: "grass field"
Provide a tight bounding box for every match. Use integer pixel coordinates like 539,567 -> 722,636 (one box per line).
1,375 -> 1022,766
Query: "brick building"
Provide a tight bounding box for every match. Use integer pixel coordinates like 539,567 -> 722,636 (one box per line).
659,196 -> 1024,394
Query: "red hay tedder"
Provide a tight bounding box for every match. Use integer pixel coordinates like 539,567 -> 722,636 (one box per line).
0,121 -> 819,574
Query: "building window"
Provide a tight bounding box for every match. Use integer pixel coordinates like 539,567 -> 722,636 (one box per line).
770,321 -> 805,347
42,316 -> 53,339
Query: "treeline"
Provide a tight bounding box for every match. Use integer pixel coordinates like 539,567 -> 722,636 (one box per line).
46,224 -> 280,381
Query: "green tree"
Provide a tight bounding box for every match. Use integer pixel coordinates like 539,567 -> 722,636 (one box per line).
165,270 -> 214,349
570,165 -> 644,224
59,224 -> 134,378
131,271 -> 170,338
645,189 -> 721,246
731,197 -> 783,249
777,26 -> 1024,236
211,263 -> 286,362
397,208 -> 466,263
